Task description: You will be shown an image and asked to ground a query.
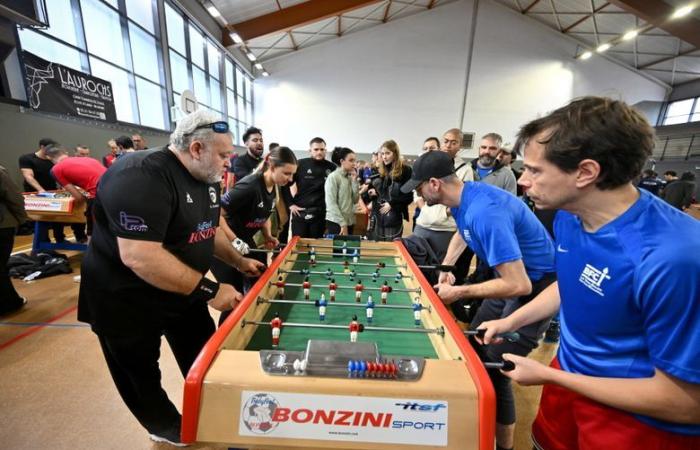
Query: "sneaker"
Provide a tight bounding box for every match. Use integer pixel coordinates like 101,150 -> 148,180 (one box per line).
149,428 -> 188,447
544,320 -> 560,344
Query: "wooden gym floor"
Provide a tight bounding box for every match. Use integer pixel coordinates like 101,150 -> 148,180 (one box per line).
0,230 -> 556,450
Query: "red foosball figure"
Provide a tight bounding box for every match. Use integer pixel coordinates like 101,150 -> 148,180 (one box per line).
270,313 -> 283,348
329,279 -> 337,301
349,315 -> 360,342
354,280 -> 364,303
303,276 -> 311,300
380,281 -> 392,304
273,276 -> 285,299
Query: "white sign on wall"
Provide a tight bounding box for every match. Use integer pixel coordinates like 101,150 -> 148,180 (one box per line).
239,391 -> 448,446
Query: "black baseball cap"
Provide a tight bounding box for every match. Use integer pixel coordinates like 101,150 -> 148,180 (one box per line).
400,150 -> 455,193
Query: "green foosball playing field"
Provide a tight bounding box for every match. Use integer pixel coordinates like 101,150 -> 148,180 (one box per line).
245,240 -> 438,359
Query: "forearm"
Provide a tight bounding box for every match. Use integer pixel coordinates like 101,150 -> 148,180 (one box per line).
504,282 -> 560,329
24,176 -> 43,192
262,219 -> 273,240
119,239 -> 201,295
442,232 -> 467,266
213,227 -> 243,267
452,277 -> 527,300
545,369 -> 700,424
219,215 -> 237,241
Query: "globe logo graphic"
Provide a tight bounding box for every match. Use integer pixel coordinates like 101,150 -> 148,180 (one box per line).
242,393 -> 280,434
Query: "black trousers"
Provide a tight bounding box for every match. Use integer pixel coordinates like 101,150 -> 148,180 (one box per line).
291,212 -> 326,238
469,273 -> 557,426
0,227 -> 24,314
96,303 -> 215,435
37,222 -> 66,243
325,221 -> 354,236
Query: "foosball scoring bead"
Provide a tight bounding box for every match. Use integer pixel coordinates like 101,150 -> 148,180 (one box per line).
359,360 -> 367,375
293,359 -> 302,372
347,360 -> 356,375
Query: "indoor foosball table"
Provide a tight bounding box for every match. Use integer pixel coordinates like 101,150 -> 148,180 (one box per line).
182,236 -> 496,450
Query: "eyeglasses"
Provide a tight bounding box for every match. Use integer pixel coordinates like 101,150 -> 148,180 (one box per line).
187,121 -> 229,135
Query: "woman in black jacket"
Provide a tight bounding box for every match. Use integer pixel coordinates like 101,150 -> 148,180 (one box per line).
363,140 -> 413,241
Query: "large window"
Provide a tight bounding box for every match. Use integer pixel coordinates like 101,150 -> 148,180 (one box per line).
17,0 -> 254,132
164,2 -> 253,141
663,97 -> 700,125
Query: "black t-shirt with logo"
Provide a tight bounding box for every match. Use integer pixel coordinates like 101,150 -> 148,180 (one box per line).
229,152 -> 261,184
292,157 -> 336,209
18,153 -> 56,191
77,147 -> 221,335
221,171 -> 275,245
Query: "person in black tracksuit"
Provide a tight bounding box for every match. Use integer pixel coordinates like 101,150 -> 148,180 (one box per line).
290,137 -> 336,238
362,139 -> 413,241
215,146 -> 298,325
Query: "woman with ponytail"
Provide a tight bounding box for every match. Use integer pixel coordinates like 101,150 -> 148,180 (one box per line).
213,146 -> 297,324
362,140 -> 413,241
325,147 -> 360,235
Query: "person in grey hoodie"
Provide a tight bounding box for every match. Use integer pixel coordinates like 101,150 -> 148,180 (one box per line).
325,147 -> 360,235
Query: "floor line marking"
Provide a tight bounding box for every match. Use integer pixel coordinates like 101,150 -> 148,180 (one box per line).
0,305 -> 79,351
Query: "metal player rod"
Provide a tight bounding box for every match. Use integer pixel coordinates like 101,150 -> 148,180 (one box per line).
290,250 -> 391,259
302,259 -> 407,269
247,248 -> 283,254
464,329 -> 521,343
257,297 -> 431,312
483,361 -> 515,371
268,281 -> 421,293
278,269 -> 412,280
298,242 -> 388,251
242,319 -> 444,336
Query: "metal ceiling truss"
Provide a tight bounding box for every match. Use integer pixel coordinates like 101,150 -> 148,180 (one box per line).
499,0 -> 700,86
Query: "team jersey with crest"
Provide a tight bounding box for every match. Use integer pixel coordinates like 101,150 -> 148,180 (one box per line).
554,189 -> 700,435
78,147 -> 221,335
221,171 -> 275,245
450,181 -> 555,281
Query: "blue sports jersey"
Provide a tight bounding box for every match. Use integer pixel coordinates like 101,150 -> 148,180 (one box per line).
554,189 -> 700,435
451,182 -> 555,281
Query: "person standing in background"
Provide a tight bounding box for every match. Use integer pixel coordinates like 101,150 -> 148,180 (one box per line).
0,165 -> 29,315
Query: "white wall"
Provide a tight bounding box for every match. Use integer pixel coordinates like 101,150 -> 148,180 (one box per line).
254,0 -> 668,156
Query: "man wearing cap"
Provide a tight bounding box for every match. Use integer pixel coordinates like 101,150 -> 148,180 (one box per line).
412,128 -> 473,261
401,150 -> 557,450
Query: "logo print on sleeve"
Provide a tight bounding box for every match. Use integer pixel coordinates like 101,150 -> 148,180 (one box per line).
119,212 -> 148,232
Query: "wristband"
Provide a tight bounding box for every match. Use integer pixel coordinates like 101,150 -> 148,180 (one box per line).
189,277 -> 220,303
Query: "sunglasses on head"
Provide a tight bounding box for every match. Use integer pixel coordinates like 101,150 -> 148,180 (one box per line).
190,121 -> 229,134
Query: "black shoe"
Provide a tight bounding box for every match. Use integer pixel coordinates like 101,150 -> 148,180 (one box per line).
0,297 -> 27,316
149,426 -> 188,447
544,320 -> 560,343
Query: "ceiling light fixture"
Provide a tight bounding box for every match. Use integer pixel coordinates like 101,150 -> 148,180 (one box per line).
246,52 -> 257,62
671,5 -> 694,19
596,43 -> 611,52
262,71 -> 270,77
206,5 -> 222,18
230,32 -> 243,44
579,51 -> 592,60
255,63 -> 263,70
622,30 -> 638,40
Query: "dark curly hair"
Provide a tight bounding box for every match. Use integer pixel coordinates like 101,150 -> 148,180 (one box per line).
331,147 -> 354,165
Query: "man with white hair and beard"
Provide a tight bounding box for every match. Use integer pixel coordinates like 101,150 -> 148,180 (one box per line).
78,110 -> 265,446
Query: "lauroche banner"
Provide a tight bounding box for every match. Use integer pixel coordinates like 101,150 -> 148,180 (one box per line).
22,51 -> 117,122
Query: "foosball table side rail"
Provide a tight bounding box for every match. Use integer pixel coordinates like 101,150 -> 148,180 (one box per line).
181,236 -> 301,443
396,242 -> 496,450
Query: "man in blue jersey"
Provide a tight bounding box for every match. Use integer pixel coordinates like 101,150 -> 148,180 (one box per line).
401,150 -> 557,450
478,97 -> 700,450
